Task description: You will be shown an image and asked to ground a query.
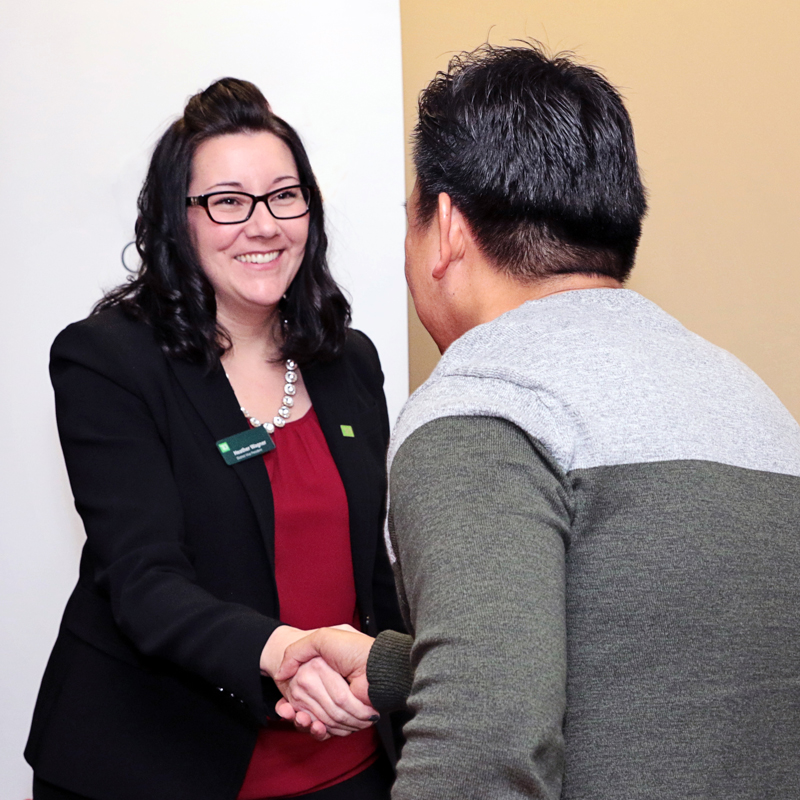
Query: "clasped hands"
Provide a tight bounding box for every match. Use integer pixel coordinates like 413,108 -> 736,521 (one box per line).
264,625 -> 376,741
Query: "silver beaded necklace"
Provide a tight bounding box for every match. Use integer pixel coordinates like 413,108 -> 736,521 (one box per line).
228,359 -> 299,436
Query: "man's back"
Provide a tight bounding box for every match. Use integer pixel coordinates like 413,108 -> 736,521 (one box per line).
388,288 -> 800,798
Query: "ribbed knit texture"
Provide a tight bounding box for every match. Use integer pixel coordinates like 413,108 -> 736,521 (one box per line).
366,630 -> 414,713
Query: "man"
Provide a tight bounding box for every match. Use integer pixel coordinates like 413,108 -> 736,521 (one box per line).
277,43 -> 800,798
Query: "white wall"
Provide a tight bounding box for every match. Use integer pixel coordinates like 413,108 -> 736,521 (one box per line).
0,2 -> 407,795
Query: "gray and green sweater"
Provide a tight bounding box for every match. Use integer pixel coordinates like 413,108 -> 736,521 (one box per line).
367,288 -> 800,799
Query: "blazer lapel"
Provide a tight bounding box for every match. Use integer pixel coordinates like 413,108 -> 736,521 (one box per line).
168,358 -> 277,573
303,359 -> 378,604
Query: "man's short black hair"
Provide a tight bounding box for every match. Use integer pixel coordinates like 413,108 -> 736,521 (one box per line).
413,43 -> 647,281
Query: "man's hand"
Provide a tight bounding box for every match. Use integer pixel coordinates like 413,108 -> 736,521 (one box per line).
261,625 -> 375,738
259,625 -> 312,679
276,625 -> 376,703
274,626 -> 378,739
274,655 -> 378,739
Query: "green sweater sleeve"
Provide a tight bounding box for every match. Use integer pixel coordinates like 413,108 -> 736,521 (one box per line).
366,629 -> 414,712
387,415 -> 571,800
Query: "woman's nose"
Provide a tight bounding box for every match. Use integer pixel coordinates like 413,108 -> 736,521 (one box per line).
245,198 -> 281,236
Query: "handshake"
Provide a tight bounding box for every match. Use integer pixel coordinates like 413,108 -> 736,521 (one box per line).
263,625 -> 380,742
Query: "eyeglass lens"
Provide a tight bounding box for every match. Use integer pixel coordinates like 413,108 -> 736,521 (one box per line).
206,187 -> 309,223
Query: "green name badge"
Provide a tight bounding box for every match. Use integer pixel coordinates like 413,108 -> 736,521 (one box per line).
216,426 -> 275,465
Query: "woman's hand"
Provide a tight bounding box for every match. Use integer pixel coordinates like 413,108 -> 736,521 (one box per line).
273,625 -> 378,739
275,656 -> 379,739
262,626 -> 378,739
276,625 -> 375,702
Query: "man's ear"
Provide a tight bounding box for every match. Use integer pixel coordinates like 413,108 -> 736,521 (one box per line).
432,193 -> 466,280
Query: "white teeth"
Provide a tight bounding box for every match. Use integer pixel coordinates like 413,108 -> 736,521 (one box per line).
236,252 -> 280,264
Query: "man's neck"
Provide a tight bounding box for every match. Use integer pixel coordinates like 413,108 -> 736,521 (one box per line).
436,272 -> 624,353
476,273 -> 623,325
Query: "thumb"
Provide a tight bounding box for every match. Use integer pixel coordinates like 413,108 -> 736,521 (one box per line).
348,673 -> 372,707
274,631 -> 323,681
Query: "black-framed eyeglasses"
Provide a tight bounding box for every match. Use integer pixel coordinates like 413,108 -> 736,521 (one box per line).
186,184 -> 312,224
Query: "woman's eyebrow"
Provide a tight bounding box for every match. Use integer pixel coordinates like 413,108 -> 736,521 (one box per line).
205,181 -> 245,191
203,176 -> 299,192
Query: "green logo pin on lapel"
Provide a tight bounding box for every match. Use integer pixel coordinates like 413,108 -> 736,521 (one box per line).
340,425 -> 354,438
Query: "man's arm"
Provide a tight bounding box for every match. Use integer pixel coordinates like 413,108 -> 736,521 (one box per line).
390,415 -> 571,800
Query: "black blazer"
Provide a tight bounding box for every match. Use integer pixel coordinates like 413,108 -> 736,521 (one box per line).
25,307 -> 404,800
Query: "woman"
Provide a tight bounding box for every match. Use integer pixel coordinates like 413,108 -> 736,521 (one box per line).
25,78 -> 403,800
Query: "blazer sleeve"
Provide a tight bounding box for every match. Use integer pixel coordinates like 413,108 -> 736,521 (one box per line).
51,318 -> 280,724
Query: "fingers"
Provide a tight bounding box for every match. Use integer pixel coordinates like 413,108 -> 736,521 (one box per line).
293,658 -> 376,730
275,698 -> 296,721
276,696 -> 332,740
293,710 -> 331,742
307,719 -> 330,741
277,657 -> 379,735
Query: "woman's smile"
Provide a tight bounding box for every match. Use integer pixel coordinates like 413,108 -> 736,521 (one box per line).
235,250 -> 281,264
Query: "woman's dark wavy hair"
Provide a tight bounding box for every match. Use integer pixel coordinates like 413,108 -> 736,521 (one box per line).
95,78 -> 350,368
413,43 -> 648,281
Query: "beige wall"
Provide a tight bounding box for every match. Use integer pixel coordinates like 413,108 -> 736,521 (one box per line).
400,0 -> 800,421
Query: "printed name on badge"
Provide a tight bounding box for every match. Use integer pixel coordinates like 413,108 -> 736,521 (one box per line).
216,426 -> 275,465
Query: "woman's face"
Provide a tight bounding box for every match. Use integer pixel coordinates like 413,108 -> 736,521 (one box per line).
187,131 -> 309,325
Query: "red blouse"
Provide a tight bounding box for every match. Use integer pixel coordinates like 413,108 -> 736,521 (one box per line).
237,408 -> 379,799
